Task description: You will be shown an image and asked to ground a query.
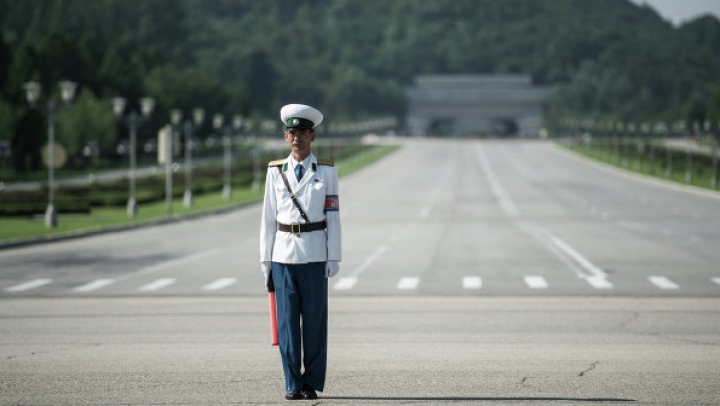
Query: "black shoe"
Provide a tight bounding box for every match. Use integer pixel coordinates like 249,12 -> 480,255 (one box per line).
300,385 -> 318,400
285,391 -> 302,400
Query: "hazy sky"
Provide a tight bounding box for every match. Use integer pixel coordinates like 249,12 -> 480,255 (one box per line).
629,0 -> 720,26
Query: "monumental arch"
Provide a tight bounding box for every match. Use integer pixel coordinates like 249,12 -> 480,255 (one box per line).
404,74 -> 552,137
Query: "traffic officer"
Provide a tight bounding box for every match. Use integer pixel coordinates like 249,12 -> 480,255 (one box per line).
259,103 -> 342,400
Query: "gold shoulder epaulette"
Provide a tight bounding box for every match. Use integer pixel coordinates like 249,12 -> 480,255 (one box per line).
268,159 -> 285,167
318,160 -> 335,167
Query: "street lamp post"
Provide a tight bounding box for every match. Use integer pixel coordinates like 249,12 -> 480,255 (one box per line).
668,121 -> 682,179
213,114 -> 230,201
213,114 -> 243,201
23,80 -> 77,228
112,97 -> 155,217
686,122 -> 699,184
232,115 -> 243,195
171,108 -> 205,209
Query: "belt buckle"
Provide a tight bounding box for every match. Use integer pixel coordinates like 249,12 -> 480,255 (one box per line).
290,222 -> 301,236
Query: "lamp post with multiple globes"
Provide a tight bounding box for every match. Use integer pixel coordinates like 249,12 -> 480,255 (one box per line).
171,108 -> 205,208
23,80 -> 77,228
112,97 -> 155,217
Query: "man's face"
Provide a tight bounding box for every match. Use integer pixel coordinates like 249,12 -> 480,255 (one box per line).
284,128 -> 316,158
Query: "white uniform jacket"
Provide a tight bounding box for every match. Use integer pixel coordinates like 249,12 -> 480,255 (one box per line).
260,153 -> 341,264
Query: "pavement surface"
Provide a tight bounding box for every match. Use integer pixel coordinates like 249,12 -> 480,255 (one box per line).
1,139 -> 719,405
1,297 -> 719,405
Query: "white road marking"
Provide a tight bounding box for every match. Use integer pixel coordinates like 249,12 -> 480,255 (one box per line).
74,279 -> 115,292
397,277 -> 419,290
649,276 -> 679,290
462,276 -> 482,289
121,249 -> 220,281
5,278 -> 52,292
712,277 -> 720,287
549,236 -> 608,282
519,222 -> 613,289
138,278 -> 176,291
524,275 -> 548,289
584,276 -> 614,289
479,145 -> 611,290
478,147 -> 521,217
418,159 -> 454,220
348,245 -> 388,278
203,278 -> 237,290
333,277 -> 358,290
11,274 -> 709,295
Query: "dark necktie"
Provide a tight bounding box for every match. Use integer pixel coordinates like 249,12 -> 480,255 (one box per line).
295,164 -> 304,181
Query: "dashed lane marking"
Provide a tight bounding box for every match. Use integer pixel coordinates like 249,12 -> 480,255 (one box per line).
334,245 -> 387,291
584,276 -> 614,289
74,279 -> 115,292
524,275 -> 549,289
649,276 -> 679,290
138,278 -> 176,291
462,276 -> 482,289
5,278 -> 52,292
397,277 -> 420,290
122,249 -> 220,281
334,277 -> 358,290
203,278 -> 237,290
9,275 -> 720,294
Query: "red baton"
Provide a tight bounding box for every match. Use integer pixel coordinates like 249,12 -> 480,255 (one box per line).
267,276 -> 279,346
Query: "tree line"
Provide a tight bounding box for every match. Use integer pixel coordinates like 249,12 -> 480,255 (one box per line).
1,0 -> 719,175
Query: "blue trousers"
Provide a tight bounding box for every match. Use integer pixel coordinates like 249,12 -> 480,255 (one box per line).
271,262 -> 328,392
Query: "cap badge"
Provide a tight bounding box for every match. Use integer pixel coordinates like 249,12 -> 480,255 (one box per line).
292,118 -> 300,125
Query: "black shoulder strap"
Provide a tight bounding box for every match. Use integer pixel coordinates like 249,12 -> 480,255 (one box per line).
277,166 -> 310,223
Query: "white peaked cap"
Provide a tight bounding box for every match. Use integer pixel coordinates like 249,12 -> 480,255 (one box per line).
280,104 -> 323,128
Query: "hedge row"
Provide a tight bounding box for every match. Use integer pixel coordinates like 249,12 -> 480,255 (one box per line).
0,142 -> 365,217
0,167 -> 253,217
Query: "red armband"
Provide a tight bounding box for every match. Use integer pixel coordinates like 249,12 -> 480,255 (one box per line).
325,195 -> 339,212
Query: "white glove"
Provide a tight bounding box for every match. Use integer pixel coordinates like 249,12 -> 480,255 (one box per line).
325,260 -> 340,278
261,261 -> 271,287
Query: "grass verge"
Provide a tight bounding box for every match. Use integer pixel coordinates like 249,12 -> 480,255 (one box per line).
558,141 -> 720,193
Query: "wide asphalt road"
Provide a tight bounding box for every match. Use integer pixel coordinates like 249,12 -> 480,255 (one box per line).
1,139 -> 719,405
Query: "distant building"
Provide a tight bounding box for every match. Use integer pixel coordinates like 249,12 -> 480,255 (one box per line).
404,74 -> 552,137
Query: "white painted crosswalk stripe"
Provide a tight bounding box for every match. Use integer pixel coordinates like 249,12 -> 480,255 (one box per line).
584,276 -> 613,289
462,276 -> 482,289
6,274 -> 716,295
202,278 -> 237,290
397,277 -> 419,290
649,276 -> 679,290
334,277 -> 358,290
74,279 -> 115,292
138,278 -> 176,291
5,278 -> 52,292
524,276 -> 548,289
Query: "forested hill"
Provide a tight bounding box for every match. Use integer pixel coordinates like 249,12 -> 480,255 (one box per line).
2,0 -> 720,134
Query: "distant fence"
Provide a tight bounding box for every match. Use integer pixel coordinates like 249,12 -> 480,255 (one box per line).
556,118 -> 719,190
